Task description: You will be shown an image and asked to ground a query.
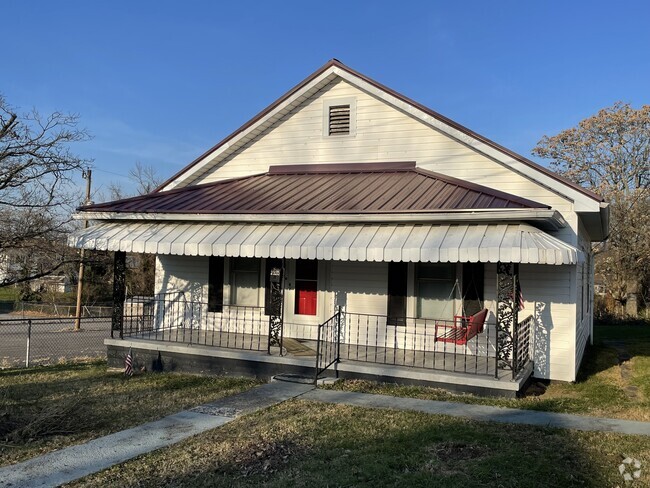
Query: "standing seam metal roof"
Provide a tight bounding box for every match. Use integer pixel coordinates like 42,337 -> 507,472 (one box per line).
79,162 -> 550,214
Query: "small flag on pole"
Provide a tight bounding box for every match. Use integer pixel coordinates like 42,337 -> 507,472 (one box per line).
124,347 -> 133,377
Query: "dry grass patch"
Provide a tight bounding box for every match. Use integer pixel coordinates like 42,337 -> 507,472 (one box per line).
67,399 -> 650,487
0,360 -> 259,466
327,324 -> 650,421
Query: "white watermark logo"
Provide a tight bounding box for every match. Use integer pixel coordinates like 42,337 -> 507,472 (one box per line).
618,456 -> 642,483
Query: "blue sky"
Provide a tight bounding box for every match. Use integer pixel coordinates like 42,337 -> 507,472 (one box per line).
4,1 -> 649,199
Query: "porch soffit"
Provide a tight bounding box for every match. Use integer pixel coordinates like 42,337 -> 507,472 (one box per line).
69,221 -> 580,265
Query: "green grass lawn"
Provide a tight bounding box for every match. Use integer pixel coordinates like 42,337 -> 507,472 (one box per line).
325,323 -> 650,421
4,323 -> 649,486
68,399 -> 650,488
0,360 -> 260,467
0,286 -> 19,301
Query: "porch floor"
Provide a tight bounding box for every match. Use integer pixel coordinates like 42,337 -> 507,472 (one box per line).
120,328 -> 516,384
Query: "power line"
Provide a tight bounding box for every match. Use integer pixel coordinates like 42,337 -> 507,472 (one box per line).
92,167 -> 130,178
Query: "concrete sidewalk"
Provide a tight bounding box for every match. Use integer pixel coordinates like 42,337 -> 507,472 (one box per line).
0,381 -> 314,488
302,389 -> 650,436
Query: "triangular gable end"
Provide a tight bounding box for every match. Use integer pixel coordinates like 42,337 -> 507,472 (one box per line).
157,59 -> 603,213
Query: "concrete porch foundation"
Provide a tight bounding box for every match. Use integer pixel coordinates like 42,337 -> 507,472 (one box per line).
106,337 -> 532,398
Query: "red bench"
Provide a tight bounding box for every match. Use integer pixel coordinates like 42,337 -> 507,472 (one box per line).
434,308 -> 488,345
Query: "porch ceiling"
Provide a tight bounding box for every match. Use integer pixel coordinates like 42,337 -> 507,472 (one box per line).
69,222 -> 580,265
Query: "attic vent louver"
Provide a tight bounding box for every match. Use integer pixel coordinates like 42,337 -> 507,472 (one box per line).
328,104 -> 351,135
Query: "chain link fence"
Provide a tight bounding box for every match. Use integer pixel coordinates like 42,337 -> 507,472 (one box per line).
8,302 -> 113,317
0,316 -> 112,368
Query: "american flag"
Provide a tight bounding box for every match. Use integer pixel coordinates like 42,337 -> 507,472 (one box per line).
124,348 -> 134,377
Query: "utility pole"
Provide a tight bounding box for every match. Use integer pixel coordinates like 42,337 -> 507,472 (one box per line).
74,169 -> 92,331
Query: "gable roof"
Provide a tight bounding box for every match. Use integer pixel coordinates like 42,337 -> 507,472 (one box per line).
80,162 -> 549,215
154,59 -> 603,205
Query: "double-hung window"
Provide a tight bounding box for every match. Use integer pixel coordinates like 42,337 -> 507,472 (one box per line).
416,263 -> 456,320
230,258 -> 260,307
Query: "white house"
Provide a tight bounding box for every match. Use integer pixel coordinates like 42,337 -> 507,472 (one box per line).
70,60 -> 608,395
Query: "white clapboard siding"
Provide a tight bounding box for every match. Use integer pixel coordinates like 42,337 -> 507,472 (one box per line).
574,217 -> 594,374
154,255 -> 580,380
330,261 -> 388,316
191,79 -> 574,221
154,255 -> 209,331
330,261 -> 388,350
519,264 -> 576,381
155,255 -> 208,302
483,263 -> 578,381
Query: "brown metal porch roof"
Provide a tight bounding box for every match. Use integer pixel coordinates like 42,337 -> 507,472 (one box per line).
79,162 -> 550,215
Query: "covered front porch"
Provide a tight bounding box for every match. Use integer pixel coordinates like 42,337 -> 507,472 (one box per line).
108,261 -> 535,396
72,217 -> 580,395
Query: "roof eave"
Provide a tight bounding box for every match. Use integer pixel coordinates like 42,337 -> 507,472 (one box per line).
73,208 -> 566,230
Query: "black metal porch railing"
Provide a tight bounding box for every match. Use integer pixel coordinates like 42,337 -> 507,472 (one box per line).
314,308 -> 342,382
513,315 -> 534,378
340,312 -> 498,376
122,294 -> 267,352
120,293 -> 534,382
313,312 -> 536,381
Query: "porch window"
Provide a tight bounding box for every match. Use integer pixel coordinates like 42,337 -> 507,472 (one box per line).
416,263 -> 456,320
230,258 -> 260,307
294,259 -> 318,315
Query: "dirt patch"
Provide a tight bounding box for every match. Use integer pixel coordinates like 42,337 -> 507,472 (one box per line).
520,380 -> 549,397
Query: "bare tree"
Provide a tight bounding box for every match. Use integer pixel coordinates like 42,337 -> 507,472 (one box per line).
96,163 -> 162,297
129,161 -> 162,195
0,94 -> 90,287
106,162 -> 161,201
533,102 -> 650,316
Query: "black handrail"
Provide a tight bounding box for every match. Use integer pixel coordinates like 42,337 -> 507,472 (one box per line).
314,308 -> 341,383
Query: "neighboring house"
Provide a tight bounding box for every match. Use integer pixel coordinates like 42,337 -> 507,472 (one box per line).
29,275 -> 72,294
0,252 -> 71,293
0,253 -> 19,285
70,60 -> 608,395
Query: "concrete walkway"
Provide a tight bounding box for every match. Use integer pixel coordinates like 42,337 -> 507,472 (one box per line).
3,381 -> 650,488
302,389 -> 650,436
0,381 -> 313,488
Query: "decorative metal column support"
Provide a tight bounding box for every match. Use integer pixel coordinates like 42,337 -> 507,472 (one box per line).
267,262 -> 284,355
496,262 -> 519,375
112,251 -> 127,339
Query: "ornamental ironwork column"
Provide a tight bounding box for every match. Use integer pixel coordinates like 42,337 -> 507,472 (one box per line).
496,262 -> 519,374
112,251 -> 127,339
267,262 -> 284,355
